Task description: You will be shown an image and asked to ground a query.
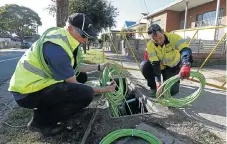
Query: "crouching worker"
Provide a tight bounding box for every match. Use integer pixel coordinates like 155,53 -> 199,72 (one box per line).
8,13 -> 116,136
141,24 -> 193,97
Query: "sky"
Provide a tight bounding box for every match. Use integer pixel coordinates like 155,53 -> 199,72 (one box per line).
0,0 -> 175,34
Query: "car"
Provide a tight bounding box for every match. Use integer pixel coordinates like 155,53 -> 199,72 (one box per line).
21,42 -> 32,49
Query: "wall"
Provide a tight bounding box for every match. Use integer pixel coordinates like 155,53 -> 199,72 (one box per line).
148,12 -> 168,31
109,38 -> 226,66
180,0 -> 226,28
0,38 -> 21,49
166,10 -> 181,32
174,27 -> 225,40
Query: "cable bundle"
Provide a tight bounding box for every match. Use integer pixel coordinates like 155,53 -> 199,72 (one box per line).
156,71 -> 206,107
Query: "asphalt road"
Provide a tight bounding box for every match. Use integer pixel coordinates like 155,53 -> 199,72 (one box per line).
0,49 -> 25,85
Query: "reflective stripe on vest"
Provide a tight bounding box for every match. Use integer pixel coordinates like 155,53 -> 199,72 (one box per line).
163,57 -> 180,67
148,52 -> 156,57
45,34 -> 73,52
21,33 -> 74,78
22,61 -> 48,78
176,39 -> 186,49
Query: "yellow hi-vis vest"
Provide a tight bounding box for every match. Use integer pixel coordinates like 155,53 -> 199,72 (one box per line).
147,32 -> 189,70
8,27 -> 80,94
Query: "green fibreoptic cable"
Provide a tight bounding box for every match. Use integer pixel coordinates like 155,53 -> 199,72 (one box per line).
156,71 -> 206,107
99,129 -> 162,144
36,27 -> 82,77
100,64 -> 130,117
74,46 -> 83,77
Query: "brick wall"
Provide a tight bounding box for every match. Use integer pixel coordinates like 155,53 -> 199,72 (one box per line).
166,10 -> 181,32
148,0 -> 226,31
180,0 -> 226,28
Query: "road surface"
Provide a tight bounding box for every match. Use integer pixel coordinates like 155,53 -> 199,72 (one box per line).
0,49 -> 25,85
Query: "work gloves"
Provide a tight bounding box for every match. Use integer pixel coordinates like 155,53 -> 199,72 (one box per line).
179,65 -> 191,79
156,81 -> 161,89
144,50 -> 148,60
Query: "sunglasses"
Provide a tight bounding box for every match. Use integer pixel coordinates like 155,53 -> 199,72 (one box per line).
76,28 -> 87,38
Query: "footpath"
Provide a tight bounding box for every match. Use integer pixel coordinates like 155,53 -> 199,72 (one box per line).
104,50 -> 227,141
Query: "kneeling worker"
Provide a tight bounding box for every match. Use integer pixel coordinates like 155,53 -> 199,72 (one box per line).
8,13 -> 116,136
141,24 -> 193,97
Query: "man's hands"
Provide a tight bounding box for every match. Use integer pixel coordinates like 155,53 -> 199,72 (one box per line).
105,81 -> 117,92
98,80 -> 116,93
156,81 -> 162,89
179,65 -> 191,79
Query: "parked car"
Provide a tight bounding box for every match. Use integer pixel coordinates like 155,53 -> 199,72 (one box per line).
21,42 -> 32,49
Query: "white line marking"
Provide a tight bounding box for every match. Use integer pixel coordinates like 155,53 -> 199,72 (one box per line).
0,57 -> 20,63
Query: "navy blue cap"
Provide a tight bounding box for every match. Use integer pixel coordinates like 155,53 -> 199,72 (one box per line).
68,13 -> 97,38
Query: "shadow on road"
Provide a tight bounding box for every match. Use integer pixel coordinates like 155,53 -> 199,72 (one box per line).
178,84 -> 226,131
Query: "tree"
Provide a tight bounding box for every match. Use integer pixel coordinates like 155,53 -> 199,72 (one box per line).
48,0 -> 69,27
48,0 -> 118,32
68,0 -> 118,32
56,0 -> 69,27
47,0 -> 118,53
0,4 -> 42,42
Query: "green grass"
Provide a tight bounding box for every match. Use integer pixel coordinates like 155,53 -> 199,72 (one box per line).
0,49 -> 107,144
82,49 -> 106,64
0,106 -> 94,144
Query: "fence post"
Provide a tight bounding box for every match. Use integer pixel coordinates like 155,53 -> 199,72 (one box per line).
198,39 -> 201,53
223,38 -> 226,54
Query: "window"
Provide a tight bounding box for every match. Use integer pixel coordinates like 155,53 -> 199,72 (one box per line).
196,8 -> 224,27
180,20 -> 185,29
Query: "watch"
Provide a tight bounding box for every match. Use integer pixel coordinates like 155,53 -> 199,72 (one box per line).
183,62 -> 191,67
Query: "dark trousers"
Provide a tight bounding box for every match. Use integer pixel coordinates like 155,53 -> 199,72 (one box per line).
16,72 -> 94,126
141,60 -> 180,95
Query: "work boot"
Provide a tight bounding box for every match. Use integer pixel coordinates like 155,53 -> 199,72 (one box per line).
27,109 -> 66,137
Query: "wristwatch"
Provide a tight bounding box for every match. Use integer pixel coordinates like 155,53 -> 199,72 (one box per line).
183,62 -> 191,67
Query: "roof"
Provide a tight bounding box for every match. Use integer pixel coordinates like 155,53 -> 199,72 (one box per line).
146,0 -> 214,19
110,30 -> 120,32
124,21 -> 136,28
127,23 -> 147,29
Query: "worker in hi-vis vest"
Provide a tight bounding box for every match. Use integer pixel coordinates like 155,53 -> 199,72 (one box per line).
8,13 -> 116,136
141,24 -> 193,97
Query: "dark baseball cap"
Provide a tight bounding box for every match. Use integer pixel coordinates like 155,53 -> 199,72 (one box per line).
68,13 -> 97,38
148,24 -> 162,35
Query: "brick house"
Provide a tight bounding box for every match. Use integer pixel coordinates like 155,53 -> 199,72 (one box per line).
146,0 -> 226,32
142,0 -> 226,63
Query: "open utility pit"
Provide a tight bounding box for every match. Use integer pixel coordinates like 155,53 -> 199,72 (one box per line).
109,92 -> 148,117
107,78 -> 152,118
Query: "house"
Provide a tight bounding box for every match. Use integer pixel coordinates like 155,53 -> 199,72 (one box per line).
123,21 -> 136,29
145,0 -> 226,40
127,18 -> 149,39
124,15 -> 150,39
